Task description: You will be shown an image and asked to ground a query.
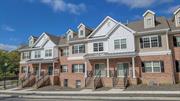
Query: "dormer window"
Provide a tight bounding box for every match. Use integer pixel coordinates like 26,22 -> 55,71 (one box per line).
69,35 -> 72,40
143,10 -> 155,28
80,30 -> 83,36
178,17 -> 180,25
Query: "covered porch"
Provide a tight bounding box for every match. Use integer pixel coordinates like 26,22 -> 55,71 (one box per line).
84,52 -> 137,89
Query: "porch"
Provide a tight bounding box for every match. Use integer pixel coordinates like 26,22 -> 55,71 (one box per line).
84,52 -> 137,89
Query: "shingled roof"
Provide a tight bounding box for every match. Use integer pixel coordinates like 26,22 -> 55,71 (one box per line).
127,16 -> 170,32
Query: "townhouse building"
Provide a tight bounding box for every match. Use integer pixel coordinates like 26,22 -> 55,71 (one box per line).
18,9 -> 180,89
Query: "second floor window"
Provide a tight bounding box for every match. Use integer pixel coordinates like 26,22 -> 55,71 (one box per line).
61,47 -> 69,56
22,52 -> 30,59
142,61 -> 164,73
174,36 -> 180,47
35,50 -> 41,58
140,35 -> 161,48
45,49 -> 52,57
72,44 -> 85,54
72,64 -> 85,73
93,42 -> 104,52
114,38 -> 127,49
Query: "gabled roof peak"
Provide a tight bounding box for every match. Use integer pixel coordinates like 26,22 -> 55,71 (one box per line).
174,7 -> 180,15
143,10 -> 155,17
77,23 -> 85,29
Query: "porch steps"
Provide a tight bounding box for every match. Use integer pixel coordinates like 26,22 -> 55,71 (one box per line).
19,75 -> 36,89
34,75 -> 50,89
113,78 -> 126,89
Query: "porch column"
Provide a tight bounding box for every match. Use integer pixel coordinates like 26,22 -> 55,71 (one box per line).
84,60 -> 88,78
38,63 -> 41,79
53,62 -> 55,76
132,57 -> 136,78
107,58 -> 110,77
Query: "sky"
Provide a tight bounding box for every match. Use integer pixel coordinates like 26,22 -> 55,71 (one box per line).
0,0 -> 180,50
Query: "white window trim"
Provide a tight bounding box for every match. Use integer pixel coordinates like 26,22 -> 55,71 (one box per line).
116,62 -> 130,77
73,44 -> 85,54
22,52 -> 30,59
114,38 -> 127,50
142,35 -> 159,48
35,50 -> 41,59
93,42 -> 104,52
144,61 -> 161,73
73,64 -> 84,73
45,49 -> 52,57
61,65 -> 68,73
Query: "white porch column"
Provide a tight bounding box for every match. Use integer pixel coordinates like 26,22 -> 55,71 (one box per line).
38,63 -> 41,79
132,57 -> 136,78
84,60 -> 88,78
107,58 -> 110,77
53,62 -> 55,76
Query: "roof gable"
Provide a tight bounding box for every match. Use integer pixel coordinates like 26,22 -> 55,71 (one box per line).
88,16 -> 118,38
143,10 -> 155,17
174,8 -> 180,15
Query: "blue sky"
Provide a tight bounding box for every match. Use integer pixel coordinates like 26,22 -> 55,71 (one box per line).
0,0 -> 180,50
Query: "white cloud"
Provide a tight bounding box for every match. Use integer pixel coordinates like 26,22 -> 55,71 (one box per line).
164,5 -> 180,14
106,0 -> 173,8
40,0 -> 86,15
1,25 -> 15,32
0,43 -> 17,51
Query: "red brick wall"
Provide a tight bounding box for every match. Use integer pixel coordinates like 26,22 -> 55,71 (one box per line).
135,55 -> 174,85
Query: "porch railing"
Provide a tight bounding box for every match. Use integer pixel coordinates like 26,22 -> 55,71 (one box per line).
85,71 -> 93,87
94,70 -> 102,89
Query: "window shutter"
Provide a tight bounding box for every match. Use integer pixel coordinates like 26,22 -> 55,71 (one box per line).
160,61 -> 164,72
60,66 -> 62,72
173,36 -> 177,47
176,61 -> 180,72
72,65 -> 74,73
72,46 -> 74,54
83,64 -> 85,73
140,38 -> 143,48
141,62 -> 145,72
158,35 -> 162,47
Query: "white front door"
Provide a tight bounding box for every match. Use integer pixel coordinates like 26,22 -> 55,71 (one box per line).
117,63 -> 129,77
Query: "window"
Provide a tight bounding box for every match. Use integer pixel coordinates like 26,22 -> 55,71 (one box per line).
61,47 -> 69,56
80,30 -> 84,36
93,42 -> 104,52
114,39 -> 127,49
178,17 -> 180,24
142,61 -> 164,73
147,18 -> 152,25
140,35 -> 161,48
35,50 -> 41,58
61,65 -> 68,72
45,49 -> 52,57
68,35 -> 72,40
76,80 -> 81,88
72,44 -> 85,54
174,36 -> 180,47
176,61 -> 180,72
72,64 -> 85,73
22,52 -> 30,59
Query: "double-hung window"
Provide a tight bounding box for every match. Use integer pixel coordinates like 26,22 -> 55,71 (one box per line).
72,64 -> 85,73
93,42 -> 104,52
140,35 -> 161,48
61,65 -> 68,73
72,44 -> 85,54
142,61 -> 164,73
45,49 -> 52,57
22,52 -> 30,59
61,47 -> 69,56
35,50 -> 41,58
114,38 -> 127,49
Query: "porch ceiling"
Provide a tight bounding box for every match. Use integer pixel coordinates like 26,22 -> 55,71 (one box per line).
84,52 -> 136,59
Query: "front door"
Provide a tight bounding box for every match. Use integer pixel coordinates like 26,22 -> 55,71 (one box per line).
117,63 -> 129,77
34,67 -> 39,76
48,65 -> 53,75
95,64 -> 106,77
